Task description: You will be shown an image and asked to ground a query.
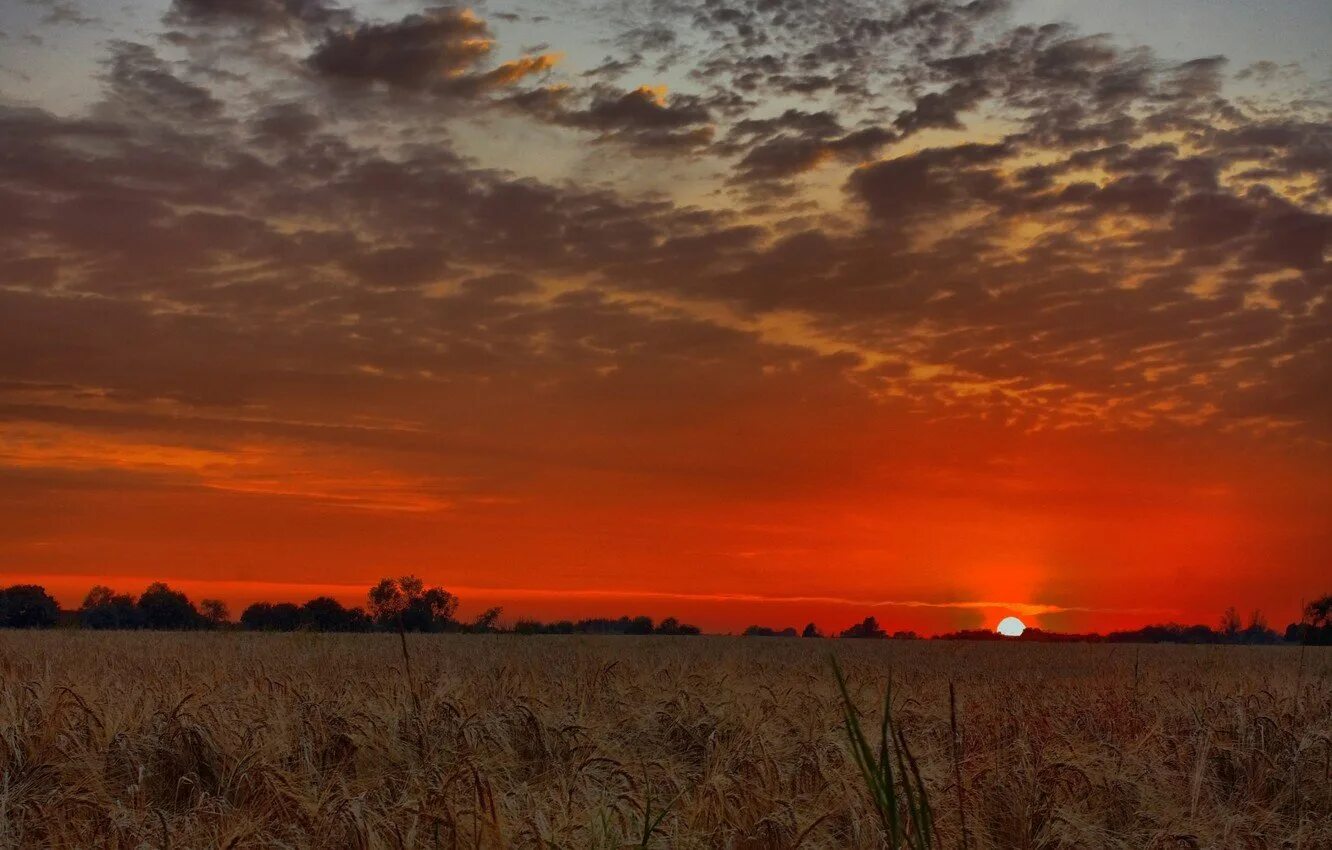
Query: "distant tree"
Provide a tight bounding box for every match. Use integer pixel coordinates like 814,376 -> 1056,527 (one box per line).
891,630 -> 921,640
1104,623 -> 1225,644
625,615 -> 655,635
936,629 -> 1003,641
297,596 -> 369,631
840,616 -> 887,639
83,585 -> 114,610
657,617 -> 702,635
469,606 -> 503,633
368,576 -> 459,632
199,599 -> 230,628
802,622 -> 822,638
1307,595 -> 1332,628
367,578 -> 407,623
272,602 -> 303,631
240,602 -> 273,630
137,583 -> 203,630
1240,609 -> 1278,644
0,584 -> 59,628
743,624 -> 796,637
1219,606 -> 1242,641
79,585 -> 142,630
240,601 -> 302,631
1295,595 -> 1332,645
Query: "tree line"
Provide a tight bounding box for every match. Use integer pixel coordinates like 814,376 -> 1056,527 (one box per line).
0,576 -> 701,636
739,602 -> 1332,645
1,580 -> 1329,644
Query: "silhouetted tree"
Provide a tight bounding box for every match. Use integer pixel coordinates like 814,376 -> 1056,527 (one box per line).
469,606 -> 503,633
1219,606 -> 1242,641
1307,595 -> 1332,628
137,583 -> 203,630
802,622 -> 822,638
1240,609 -> 1278,644
0,584 -> 59,628
891,630 -> 921,640
199,599 -> 230,628
240,601 -> 303,631
625,615 -> 655,635
657,617 -> 701,635
296,596 -> 370,631
368,575 -> 459,632
840,616 -> 887,639
743,624 -> 797,637
1107,623 -> 1221,644
1293,594 -> 1332,645
79,585 -> 142,629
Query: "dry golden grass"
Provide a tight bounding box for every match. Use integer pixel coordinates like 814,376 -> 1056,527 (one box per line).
0,633 -> 1329,848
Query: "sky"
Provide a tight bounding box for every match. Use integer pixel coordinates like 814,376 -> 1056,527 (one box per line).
0,0 -> 1328,634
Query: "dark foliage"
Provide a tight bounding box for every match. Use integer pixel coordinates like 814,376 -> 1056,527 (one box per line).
367,575 -> 459,632
0,584 -> 60,628
839,616 -> 887,639
1290,595 -> 1332,645
136,583 -> 206,630
79,585 -> 143,629
514,614 -> 700,635
5,580 -> 1330,644
744,624 -> 798,637
240,601 -> 302,631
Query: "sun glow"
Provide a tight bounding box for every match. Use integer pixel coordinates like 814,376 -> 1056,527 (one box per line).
996,616 -> 1026,637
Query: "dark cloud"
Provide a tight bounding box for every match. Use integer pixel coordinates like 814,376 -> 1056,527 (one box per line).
98,41 -> 224,123
508,83 -> 716,151
307,8 -> 494,89
0,0 -> 1327,471
164,0 -> 346,32
893,80 -> 988,133
304,7 -> 557,97
848,143 -> 1009,221
733,126 -> 894,182
28,0 -> 100,27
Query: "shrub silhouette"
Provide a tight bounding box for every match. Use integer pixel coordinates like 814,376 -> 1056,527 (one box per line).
137,583 -> 204,630
840,616 -> 887,639
368,575 -> 459,632
0,584 -> 59,628
240,602 -> 302,631
79,585 -> 143,630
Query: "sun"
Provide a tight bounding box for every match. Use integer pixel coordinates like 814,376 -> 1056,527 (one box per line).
996,616 -> 1026,637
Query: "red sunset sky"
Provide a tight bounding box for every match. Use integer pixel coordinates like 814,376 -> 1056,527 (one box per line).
0,0 -> 1328,633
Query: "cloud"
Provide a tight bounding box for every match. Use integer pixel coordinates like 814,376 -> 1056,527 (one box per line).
0,0 -> 1328,501
164,0 -> 347,33
99,41 -> 224,122
507,83 -> 716,151
306,7 -> 556,95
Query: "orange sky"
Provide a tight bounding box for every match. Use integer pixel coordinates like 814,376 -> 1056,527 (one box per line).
3,413 -> 1326,633
0,0 -> 1328,634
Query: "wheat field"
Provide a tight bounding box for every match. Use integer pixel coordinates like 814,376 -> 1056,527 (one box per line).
0,633 -> 1328,849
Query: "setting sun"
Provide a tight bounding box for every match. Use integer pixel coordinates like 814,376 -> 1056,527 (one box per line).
997,616 -> 1026,637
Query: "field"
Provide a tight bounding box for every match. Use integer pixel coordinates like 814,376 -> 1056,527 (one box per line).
1,634 -> 1329,849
